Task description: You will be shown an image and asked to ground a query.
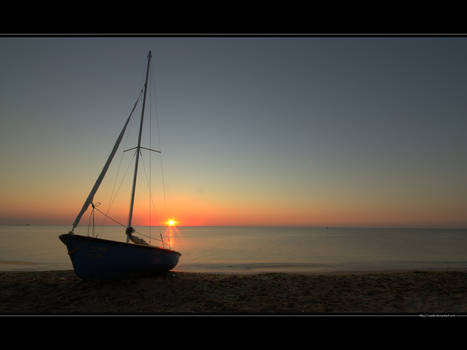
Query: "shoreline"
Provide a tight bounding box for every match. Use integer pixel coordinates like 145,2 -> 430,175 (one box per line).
1,269 -> 467,314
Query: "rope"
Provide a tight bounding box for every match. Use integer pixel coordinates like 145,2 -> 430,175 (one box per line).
149,63 -> 152,243
94,205 -> 126,228
105,118 -> 134,215
87,206 -> 93,236
150,65 -> 168,219
139,153 -> 159,224
87,202 -> 98,237
105,90 -> 143,217
92,204 -> 163,243
105,152 -> 134,216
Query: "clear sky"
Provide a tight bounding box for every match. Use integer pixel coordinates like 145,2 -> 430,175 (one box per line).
1,36 -> 466,227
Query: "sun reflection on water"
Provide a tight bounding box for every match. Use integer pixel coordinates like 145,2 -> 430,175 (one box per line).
161,219 -> 182,251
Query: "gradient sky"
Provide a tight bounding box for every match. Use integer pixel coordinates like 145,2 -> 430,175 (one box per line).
1,36 -> 466,227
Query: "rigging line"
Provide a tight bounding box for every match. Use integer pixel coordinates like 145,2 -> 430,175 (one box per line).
105,151 -> 135,217
87,207 -> 92,236
139,151 -> 160,227
94,205 -> 125,228
92,204 -> 162,243
86,204 -> 97,237
92,205 -> 95,237
151,68 -> 168,218
137,153 -> 166,244
134,229 -> 162,241
104,90 -> 143,217
149,62 -> 152,240
159,151 -> 168,219
104,118 -> 135,217
139,151 -> 159,213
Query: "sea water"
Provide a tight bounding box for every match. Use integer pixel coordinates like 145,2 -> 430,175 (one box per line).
1,225 -> 467,274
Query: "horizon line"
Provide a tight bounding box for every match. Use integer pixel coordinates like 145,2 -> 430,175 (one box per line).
1,223 -> 466,230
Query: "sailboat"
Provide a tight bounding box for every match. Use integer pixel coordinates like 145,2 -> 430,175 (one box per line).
59,51 -> 181,281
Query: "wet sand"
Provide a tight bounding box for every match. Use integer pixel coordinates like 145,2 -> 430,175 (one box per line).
1,269 -> 466,314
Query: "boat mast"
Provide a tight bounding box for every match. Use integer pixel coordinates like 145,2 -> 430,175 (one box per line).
126,50 -> 152,242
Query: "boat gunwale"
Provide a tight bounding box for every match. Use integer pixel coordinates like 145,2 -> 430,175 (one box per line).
59,232 -> 181,256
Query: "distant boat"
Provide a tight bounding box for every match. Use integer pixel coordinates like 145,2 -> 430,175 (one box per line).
60,51 -> 181,281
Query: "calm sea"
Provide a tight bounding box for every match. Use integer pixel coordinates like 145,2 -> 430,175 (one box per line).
1,225 -> 467,274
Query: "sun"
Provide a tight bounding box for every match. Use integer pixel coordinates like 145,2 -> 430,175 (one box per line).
166,219 -> 177,227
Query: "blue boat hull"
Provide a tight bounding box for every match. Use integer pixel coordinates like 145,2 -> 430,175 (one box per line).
59,233 -> 181,281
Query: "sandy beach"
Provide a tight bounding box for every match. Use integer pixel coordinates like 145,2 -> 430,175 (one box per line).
1,269 -> 466,315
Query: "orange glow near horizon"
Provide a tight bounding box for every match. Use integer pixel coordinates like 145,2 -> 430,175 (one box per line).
2,187 -> 467,228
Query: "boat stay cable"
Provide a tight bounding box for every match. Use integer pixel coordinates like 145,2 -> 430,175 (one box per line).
90,202 -> 162,243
